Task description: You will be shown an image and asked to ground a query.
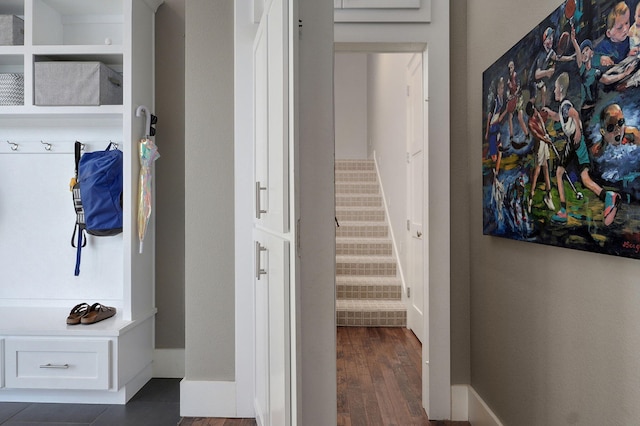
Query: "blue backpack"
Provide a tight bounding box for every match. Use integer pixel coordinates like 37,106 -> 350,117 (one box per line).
71,141 -> 123,276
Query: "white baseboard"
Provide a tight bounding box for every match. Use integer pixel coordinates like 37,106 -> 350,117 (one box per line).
451,384 -> 469,421
153,348 -> 185,378
467,386 -> 504,426
450,385 -> 503,426
180,379 -> 237,418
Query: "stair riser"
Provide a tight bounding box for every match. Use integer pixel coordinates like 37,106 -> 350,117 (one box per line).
336,262 -> 397,276
337,284 -> 402,300
336,310 -> 406,327
336,226 -> 388,238
335,183 -> 379,195
336,242 -> 392,256
336,196 -> 383,208
335,161 -> 375,171
336,210 -> 385,222
335,171 -> 377,183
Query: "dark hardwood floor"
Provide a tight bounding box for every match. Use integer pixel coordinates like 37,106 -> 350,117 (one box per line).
180,327 -> 470,426
338,326 -> 470,426
180,419 -> 256,426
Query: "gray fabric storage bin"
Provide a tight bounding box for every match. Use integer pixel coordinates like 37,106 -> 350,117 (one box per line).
0,73 -> 24,105
0,15 -> 24,46
35,62 -> 123,106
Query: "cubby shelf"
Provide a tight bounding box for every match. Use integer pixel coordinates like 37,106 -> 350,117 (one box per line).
0,0 -> 161,405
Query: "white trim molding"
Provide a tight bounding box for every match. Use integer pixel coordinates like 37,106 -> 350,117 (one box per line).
180,380 -> 237,418
451,385 -> 504,426
451,385 -> 469,421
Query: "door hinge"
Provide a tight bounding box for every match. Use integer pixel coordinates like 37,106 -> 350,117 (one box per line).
407,287 -> 411,298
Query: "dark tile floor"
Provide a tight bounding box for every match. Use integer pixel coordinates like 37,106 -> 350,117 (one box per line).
0,378 -> 181,426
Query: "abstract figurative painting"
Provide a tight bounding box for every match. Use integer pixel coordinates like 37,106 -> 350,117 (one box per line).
483,0 -> 640,259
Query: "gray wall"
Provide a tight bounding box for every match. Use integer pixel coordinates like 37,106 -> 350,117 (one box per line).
450,0 -> 471,387
334,52 -> 368,159
459,1 -> 640,424
155,0 -> 186,350
297,0 -> 338,423
184,0 -> 235,380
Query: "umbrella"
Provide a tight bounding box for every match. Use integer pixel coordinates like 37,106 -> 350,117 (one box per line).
138,137 -> 160,253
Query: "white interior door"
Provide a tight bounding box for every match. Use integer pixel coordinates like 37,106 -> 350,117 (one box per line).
253,0 -> 293,425
406,53 -> 425,343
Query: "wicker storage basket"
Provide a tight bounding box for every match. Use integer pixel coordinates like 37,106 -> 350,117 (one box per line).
0,73 -> 24,106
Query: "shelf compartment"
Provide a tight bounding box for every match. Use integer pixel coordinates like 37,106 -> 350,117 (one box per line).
0,54 -> 23,105
0,1 -> 24,19
33,0 -> 123,46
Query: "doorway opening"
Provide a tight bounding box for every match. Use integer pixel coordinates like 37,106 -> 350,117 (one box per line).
334,46 -> 428,417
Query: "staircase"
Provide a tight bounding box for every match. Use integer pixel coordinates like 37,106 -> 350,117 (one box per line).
335,159 -> 406,327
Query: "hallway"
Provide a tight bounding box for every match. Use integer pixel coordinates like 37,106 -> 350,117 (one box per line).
337,327 -> 469,426
181,327 -> 469,425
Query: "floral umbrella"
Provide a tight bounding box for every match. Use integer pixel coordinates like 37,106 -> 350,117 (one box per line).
138,137 -> 160,253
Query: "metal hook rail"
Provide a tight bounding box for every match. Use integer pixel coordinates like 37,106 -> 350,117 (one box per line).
1,140 -> 120,154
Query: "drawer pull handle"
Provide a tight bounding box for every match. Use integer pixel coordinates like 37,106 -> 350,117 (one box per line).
39,363 -> 69,369
256,181 -> 267,219
255,241 -> 268,280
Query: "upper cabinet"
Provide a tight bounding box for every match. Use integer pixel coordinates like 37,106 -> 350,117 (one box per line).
334,0 -> 430,22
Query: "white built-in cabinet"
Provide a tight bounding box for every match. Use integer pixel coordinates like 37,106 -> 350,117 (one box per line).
334,0 -> 430,22
254,231 -> 290,426
253,0 -> 292,424
0,0 -> 161,404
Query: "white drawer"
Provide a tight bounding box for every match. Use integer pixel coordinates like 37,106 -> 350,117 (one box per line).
5,338 -> 111,390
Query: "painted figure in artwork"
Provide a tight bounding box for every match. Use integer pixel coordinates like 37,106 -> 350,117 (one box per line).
628,1 -> 640,50
594,1 -> 636,66
506,60 -> 530,149
570,27 -> 601,126
532,27 -> 575,107
595,2 -> 640,89
485,77 -> 508,177
542,72 -> 621,226
525,101 -> 555,213
590,103 -> 640,200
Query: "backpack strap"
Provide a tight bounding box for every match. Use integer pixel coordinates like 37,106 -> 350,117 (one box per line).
75,141 -> 81,176
71,141 -> 86,276
71,222 -> 86,276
